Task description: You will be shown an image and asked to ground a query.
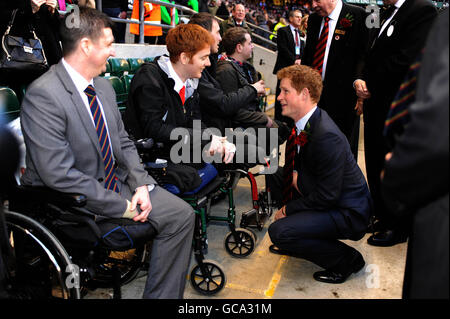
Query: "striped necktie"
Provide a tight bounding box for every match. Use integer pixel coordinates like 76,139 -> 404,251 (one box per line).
312,17 -> 330,76
282,128 -> 298,205
84,84 -> 120,193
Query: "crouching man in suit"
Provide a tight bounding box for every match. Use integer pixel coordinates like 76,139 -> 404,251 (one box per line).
19,7 -> 195,299
267,65 -> 372,284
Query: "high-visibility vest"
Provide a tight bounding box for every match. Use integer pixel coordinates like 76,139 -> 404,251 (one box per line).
130,0 -> 163,37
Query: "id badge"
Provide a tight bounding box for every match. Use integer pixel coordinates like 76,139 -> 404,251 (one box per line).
295,45 -> 301,56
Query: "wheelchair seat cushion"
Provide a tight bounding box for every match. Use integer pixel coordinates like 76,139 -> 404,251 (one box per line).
54,218 -> 156,251
164,163 -> 218,196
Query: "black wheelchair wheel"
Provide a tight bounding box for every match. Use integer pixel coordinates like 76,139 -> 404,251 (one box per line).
190,259 -> 226,295
4,210 -> 81,299
224,228 -> 256,258
92,243 -> 149,287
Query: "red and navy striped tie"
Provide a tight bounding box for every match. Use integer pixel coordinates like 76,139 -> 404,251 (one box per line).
312,17 -> 330,76
84,84 -> 120,193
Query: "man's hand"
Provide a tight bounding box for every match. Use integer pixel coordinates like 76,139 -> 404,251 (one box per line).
119,11 -> 127,19
354,79 -> 371,99
222,140 -> 236,164
292,171 -> 301,194
251,80 -> 266,96
354,98 -> 364,116
294,59 -> 301,65
208,135 -> 226,156
130,185 -> 152,222
274,205 -> 287,221
45,0 -> 57,13
31,0 -> 46,14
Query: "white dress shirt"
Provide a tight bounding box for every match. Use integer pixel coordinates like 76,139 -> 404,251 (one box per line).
318,0 -> 343,80
289,24 -> 302,57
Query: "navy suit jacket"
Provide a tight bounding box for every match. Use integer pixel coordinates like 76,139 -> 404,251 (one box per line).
286,108 -> 372,239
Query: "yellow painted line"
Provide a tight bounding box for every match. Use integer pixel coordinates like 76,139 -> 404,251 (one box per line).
264,255 -> 288,298
225,282 -> 265,295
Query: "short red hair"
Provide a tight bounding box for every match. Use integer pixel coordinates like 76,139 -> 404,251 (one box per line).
166,24 -> 214,63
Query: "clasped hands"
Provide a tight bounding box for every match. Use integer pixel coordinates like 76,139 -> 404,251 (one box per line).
353,79 -> 371,116
31,0 -> 57,14
208,135 -> 236,164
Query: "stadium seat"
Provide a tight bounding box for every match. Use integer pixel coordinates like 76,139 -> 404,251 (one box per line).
105,76 -> 127,112
144,57 -> 154,63
0,87 -> 20,122
121,74 -> 134,94
127,58 -> 145,74
109,58 -> 130,76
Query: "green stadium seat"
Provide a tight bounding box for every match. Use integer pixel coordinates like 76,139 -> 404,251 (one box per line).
105,76 -> 127,112
121,74 -> 134,94
108,58 -> 130,76
144,57 -> 154,63
0,87 -> 20,122
127,58 -> 145,74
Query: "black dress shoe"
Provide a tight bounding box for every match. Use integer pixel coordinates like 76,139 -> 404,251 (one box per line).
313,253 -> 365,284
367,229 -> 408,247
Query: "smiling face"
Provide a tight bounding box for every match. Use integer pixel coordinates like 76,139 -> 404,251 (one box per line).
211,19 -> 222,54
87,27 -> 116,77
233,4 -> 246,23
289,11 -> 303,28
278,78 -> 306,122
184,46 -> 211,79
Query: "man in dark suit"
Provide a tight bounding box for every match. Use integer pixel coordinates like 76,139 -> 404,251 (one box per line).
354,0 -> 437,246
267,65 -> 372,284
273,10 -> 305,125
20,7 -> 195,299
381,9 -> 448,299
302,0 -> 368,159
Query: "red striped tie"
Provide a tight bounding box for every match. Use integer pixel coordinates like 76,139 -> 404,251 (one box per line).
84,85 -> 120,193
312,17 -> 330,76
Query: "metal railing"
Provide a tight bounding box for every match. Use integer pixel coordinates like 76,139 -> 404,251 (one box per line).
64,0 -> 277,49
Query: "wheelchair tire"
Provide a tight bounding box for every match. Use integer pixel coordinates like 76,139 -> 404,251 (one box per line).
91,243 -> 149,287
4,210 -> 81,299
190,259 -> 226,295
223,228 -> 256,258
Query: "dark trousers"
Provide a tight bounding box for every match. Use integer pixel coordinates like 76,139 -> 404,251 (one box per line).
266,168 -> 363,272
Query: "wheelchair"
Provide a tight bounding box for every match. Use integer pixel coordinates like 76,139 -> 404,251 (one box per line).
2,185 -> 154,299
134,138 -> 274,261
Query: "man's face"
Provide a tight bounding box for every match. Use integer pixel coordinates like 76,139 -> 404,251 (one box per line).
289,11 -> 302,28
239,33 -> 254,61
185,46 -> 211,79
278,78 -> 304,121
211,20 -> 222,54
311,0 -> 336,17
233,4 -> 246,23
90,28 -> 116,76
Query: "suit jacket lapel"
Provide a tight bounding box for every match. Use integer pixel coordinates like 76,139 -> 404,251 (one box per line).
325,4 -> 349,79
55,62 -> 103,158
285,27 -> 296,52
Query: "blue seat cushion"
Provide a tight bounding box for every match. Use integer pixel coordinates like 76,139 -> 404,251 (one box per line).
163,163 -> 218,196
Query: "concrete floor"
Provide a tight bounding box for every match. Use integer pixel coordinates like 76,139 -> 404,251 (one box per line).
85,104 -> 407,300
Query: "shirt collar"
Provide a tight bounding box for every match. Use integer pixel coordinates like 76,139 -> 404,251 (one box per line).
328,0 -> 343,21
166,59 -> 186,93
62,58 -> 93,93
295,106 -> 317,134
289,24 -> 298,33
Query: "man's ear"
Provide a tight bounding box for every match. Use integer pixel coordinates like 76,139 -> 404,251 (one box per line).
236,43 -> 243,54
179,52 -> 190,65
79,37 -> 91,56
301,87 -> 310,100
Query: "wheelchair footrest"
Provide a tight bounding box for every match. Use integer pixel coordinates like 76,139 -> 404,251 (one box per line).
240,208 -> 270,231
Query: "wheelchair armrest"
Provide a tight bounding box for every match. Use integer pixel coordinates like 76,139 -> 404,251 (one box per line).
17,186 -> 87,208
56,209 -> 102,240
134,138 -> 155,152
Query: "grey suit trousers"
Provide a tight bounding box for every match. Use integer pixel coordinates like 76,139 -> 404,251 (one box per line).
121,184 -> 195,299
